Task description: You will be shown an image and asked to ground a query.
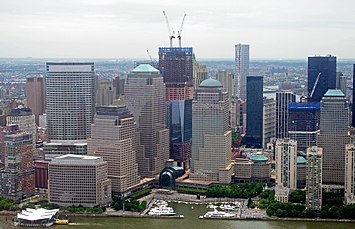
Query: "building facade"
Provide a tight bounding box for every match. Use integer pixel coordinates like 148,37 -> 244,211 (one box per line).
235,44 -> 249,99
216,70 -> 233,100
87,106 -> 140,195
263,98 -> 276,148
288,102 -> 320,152
190,78 -> 233,183
345,144 -> 355,204
306,146 -> 323,210
307,55 -> 336,102
25,77 -> 45,125
95,81 -> 116,107
45,62 -> 95,141
276,91 -> 296,138
6,107 -> 36,145
317,90 -> 349,186
245,76 -> 263,148
48,154 -> 111,207
192,55 -> 208,90
159,47 -> 193,168
297,156 -> 307,189
125,64 -> 170,177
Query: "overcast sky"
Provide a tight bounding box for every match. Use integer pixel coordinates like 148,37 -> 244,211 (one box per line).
1,0 -> 355,59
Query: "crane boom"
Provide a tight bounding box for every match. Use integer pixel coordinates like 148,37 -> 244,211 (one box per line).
163,10 -> 175,47
178,14 -> 186,47
310,72 -> 321,98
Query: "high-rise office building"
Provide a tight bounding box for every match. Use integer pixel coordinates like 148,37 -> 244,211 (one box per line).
230,98 -> 246,133
345,144 -> 355,204
192,55 -> 208,90
87,106 -> 140,195
336,72 -> 347,96
125,64 -> 170,177
263,98 -> 276,148
275,138 -> 297,202
159,47 -> 193,168
45,62 -> 95,141
48,154 -> 111,207
0,130 -> 34,200
307,55 -> 336,102
235,44 -> 249,99
317,90 -> 349,186
6,107 -> 36,145
216,70 -> 233,100
113,77 -> 125,98
288,102 -> 320,152
306,146 -> 323,210
95,81 -> 116,107
190,78 -> 233,183
245,76 -> 263,148
25,77 -> 45,125
276,91 -> 296,138
352,65 -> 355,127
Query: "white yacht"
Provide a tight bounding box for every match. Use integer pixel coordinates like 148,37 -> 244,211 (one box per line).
219,204 -> 237,211
148,205 -> 176,216
201,209 -> 235,219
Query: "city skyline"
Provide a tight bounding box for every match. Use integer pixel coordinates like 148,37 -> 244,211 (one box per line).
1,0 -> 355,59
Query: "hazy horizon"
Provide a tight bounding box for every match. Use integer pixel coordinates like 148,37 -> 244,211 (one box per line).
1,0 -> 355,59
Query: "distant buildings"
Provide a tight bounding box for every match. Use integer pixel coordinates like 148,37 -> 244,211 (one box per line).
113,77 -> 125,98
317,90 -> 349,187
275,139 -> 297,202
95,81 -> 116,107
190,78 -> 233,183
159,47 -> 193,168
352,65 -> 355,127
87,106 -> 140,196
125,64 -> 170,177
263,98 -> 276,148
48,154 -> 111,207
306,146 -> 323,210
0,127 -> 34,200
235,44 -> 249,99
45,62 -> 95,141
25,76 -> 45,125
276,91 -> 296,138
288,102 -> 320,152
245,76 -> 263,148
192,55 -> 208,90
336,72 -> 347,96
216,70 -> 233,100
307,55 -> 336,102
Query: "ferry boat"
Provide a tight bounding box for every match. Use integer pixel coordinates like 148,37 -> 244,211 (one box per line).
201,209 -> 235,219
148,205 -> 176,216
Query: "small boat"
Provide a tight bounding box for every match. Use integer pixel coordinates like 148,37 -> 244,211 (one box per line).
191,206 -> 194,209
55,219 -> 69,225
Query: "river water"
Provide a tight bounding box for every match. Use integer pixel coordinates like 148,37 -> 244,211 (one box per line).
1,203 -> 355,229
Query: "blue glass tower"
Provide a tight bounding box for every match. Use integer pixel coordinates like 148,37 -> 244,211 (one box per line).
245,76 -> 263,148
307,55 -> 336,102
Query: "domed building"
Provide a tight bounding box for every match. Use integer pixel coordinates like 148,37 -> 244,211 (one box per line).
189,78 -> 233,183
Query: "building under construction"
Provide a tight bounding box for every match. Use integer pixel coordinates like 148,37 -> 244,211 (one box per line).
159,47 -> 194,168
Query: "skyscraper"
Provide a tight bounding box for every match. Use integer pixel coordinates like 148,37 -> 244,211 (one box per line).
345,144 -> 355,204
216,70 -> 233,100
263,98 -> 276,148
46,62 -> 95,141
288,102 -> 320,152
95,81 -> 116,107
336,72 -> 347,96
235,44 -> 249,99
306,146 -> 323,210
352,65 -> 355,127
275,138 -> 297,202
192,55 -> 208,90
125,64 -> 170,177
6,107 -> 36,145
159,47 -> 193,168
276,91 -> 296,138
190,78 -> 233,183
87,106 -> 140,195
245,76 -> 263,148
317,89 -> 349,186
25,77 -> 45,125
307,55 -> 336,102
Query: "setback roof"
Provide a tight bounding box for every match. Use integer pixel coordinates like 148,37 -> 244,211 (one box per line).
324,89 -> 345,97
131,64 -> 159,73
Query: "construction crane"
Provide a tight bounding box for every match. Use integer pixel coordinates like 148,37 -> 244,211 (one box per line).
163,10 -> 175,47
310,72 -> 321,98
177,14 -> 186,47
146,50 -> 157,65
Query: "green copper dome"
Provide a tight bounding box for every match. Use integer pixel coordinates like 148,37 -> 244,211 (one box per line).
199,77 -> 223,88
131,64 -> 160,73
